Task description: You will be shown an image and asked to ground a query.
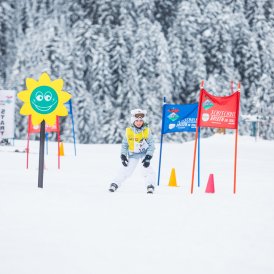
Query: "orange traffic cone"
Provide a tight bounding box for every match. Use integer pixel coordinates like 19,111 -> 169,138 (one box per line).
205,174 -> 215,193
168,168 -> 178,187
59,142 -> 64,156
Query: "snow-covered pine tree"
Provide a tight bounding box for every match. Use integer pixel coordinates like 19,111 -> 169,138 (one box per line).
66,0 -> 85,27
48,24 -> 75,142
95,0 -> 121,26
263,0 -> 274,28
32,0 -> 52,27
2,0 -> 274,141
131,14 -> 172,140
200,1 -> 237,95
231,4 -> 261,136
89,28 -> 118,143
168,0 -> 208,140
0,0 -> 15,87
70,19 -> 100,143
67,0 -> 112,27
195,0 -> 207,12
243,0 -> 261,29
113,0 -> 140,137
135,0 -> 155,23
143,20 -> 173,140
106,29 -> 131,142
251,2 -> 274,139
154,0 -> 182,37
97,2 -> 143,142
16,0 -> 34,35
69,1 -> 135,143
168,0 -> 206,105
119,0 -> 138,31
167,32 -> 185,103
7,17 -> 61,139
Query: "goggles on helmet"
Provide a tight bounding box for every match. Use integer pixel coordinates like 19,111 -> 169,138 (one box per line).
134,113 -> 145,119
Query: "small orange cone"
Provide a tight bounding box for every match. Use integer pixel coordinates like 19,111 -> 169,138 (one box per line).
205,174 -> 215,193
59,142 -> 64,156
168,168 -> 178,187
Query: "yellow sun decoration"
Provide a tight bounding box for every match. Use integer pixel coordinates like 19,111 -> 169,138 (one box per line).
17,72 -> 71,126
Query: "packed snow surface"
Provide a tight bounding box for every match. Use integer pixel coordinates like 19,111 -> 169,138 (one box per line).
0,134 -> 274,274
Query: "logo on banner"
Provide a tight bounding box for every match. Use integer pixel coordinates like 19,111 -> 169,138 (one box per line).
168,112 -> 180,121
176,118 -> 197,128
202,113 -> 210,122
169,124 -> 176,130
167,108 -> 180,121
203,99 -> 214,110
0,96 -> 13,105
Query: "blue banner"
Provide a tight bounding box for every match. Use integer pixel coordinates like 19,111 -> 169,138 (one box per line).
162,103 -> 198,134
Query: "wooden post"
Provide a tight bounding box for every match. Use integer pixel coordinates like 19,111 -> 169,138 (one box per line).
38,120 -> 46,188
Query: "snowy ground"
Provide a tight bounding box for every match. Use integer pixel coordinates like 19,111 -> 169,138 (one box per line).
0,134 -> 274,274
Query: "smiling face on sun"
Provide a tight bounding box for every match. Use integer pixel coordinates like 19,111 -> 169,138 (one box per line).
30,86 -> 58,114
17,73 -> 71,126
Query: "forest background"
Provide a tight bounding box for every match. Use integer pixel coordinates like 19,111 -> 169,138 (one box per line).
1,0 -> 274,143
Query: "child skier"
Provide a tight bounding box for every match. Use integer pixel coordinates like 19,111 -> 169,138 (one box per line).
109,109 -> 156,194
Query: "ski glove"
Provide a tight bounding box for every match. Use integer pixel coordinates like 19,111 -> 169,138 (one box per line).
121,154 -> 128,167
142,155 -> 152,168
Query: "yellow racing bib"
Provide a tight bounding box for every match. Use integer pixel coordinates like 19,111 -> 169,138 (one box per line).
126,127 -> 149,153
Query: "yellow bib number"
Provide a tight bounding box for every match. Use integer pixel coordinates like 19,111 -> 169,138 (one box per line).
126,127 -> 149,153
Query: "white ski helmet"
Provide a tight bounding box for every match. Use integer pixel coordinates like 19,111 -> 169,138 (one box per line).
130,108 -> 147,124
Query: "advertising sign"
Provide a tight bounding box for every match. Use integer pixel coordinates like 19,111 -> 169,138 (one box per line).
0,90 -> 15,139
198,89 -> 240,129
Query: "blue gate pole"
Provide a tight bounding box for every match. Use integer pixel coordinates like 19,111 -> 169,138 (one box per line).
69,100 -> 77,156
157,97 -> 166,186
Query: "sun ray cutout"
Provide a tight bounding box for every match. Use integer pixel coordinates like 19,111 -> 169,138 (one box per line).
17,73 -> 72,126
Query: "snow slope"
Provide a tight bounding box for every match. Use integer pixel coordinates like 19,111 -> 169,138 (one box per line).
0,134 -> 274,274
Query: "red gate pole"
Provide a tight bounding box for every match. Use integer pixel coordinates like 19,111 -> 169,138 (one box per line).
26,116 -> 31,169
233,83 -> 241,193
191,80 -> 204,194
